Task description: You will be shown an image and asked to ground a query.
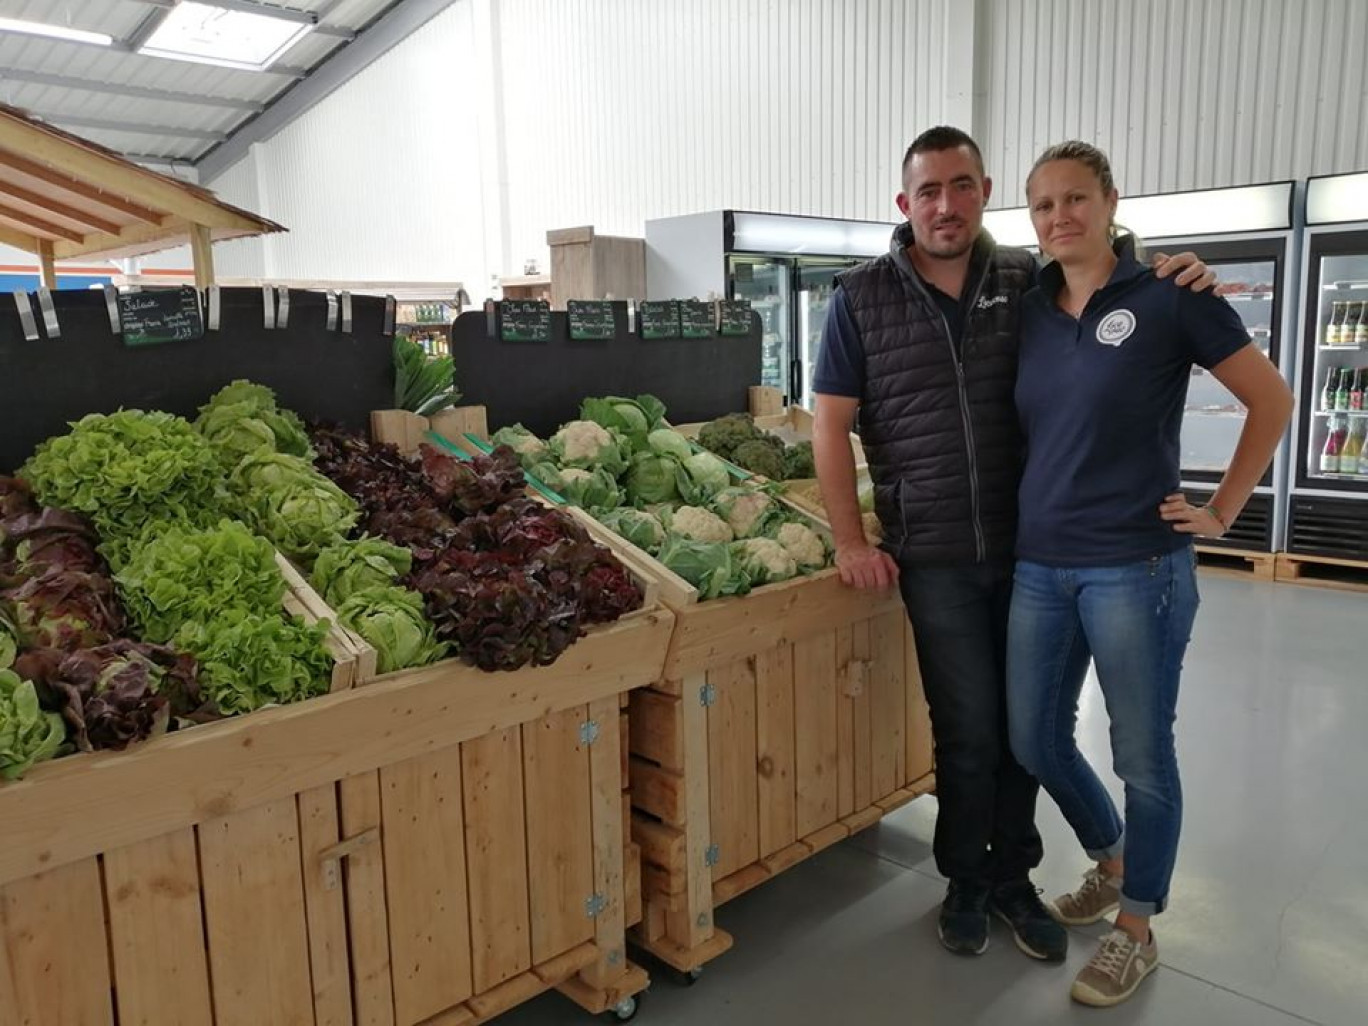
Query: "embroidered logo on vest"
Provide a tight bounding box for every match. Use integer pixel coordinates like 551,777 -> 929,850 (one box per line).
1097,309 -> 1136,346
976,293 -> 1010,310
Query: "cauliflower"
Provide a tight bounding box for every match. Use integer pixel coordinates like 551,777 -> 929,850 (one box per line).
733,537 -> 798,584
670,506 -> 735,544
712,488 -> 774,539
775,521 -> 828,569
550,419 -> 626,472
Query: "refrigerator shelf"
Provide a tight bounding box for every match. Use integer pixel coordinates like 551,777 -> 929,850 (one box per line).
1314,472 -> 1368,483
1224,292 -> 1274,302
1312,410 -> 1368,417
1318,344 -> 1365,351
1324,280 -> 1368,291
1185,408 -> 1247,417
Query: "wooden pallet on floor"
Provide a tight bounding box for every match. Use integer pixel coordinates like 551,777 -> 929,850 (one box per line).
1194,545 -> 1277,580
1275,552 -> 1368,593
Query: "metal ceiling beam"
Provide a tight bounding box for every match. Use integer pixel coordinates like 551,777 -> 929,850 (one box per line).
0,69 -> 265,112
41,113 -> 229,142
199,0 -> 456,179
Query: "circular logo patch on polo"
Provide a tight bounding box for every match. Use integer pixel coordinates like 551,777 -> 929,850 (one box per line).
1097,309 -> 1136,346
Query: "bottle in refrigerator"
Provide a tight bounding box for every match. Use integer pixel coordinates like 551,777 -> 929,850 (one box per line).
1358,303 -> 1368,346
1336,369 -> 1352,411
1321,415 -> 1347,473
1326,301 -> 1347,346
1351,368 -> 1365,412
1322,367 -> 1342,411
1342,302 -> 1363,347
1342,419 -> 1365,475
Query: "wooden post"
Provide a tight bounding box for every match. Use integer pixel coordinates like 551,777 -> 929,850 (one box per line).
36,239 -> 56,289
190,224 -> 215,289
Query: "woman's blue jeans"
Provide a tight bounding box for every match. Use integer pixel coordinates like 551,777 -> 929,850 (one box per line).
1006,549 -> 1200,917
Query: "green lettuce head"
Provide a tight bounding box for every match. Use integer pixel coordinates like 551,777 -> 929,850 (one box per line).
557,467 -> 624,510
0,668 -> 67,779
335,586 -> 446,675
311,537 -> 413,607
491,424 -> 549,469
593,507 -> 666,554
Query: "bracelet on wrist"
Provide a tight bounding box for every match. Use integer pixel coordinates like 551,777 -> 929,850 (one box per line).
1201,503 -> 1229,532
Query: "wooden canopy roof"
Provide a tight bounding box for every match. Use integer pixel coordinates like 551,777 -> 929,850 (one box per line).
0,103 -> 283,286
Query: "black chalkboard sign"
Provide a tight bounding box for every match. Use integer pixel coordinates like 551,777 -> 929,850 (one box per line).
500,300 -> 551,342
567,300 -> 615,340
719,299 -> 753,337
117,287 -> 203,347
639,300 -> 680,340
680,300 -> 715,338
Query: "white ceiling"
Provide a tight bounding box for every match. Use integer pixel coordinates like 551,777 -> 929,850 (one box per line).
0,0 -> 405,169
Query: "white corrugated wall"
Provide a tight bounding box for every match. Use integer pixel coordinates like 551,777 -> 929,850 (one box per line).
982,0 -> 1368,206
206,154 -> 265,278
493,0 -> 952,269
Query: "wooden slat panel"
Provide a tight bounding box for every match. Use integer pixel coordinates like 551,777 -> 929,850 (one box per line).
339,772 -> 394,1026
852,620 -> 874,811
664,672 -> 715,952
628,689 -> 684,770
794,632 -> 839,838
870,611 -> 906,800
630,757 -> 687,825
462,727 -> 532,995
523,706 -> 596,965
835,626 -> 855,817
754,644 -> 796,859
706,659 -> 759,881
381,747 -> 473,1024
0,858 -> 113,1025
904,621 -> 934,784
582,694 -> 628,989
199,799 -> 315,1026
105,831 -> 213,1026
298,784 -> 354,1026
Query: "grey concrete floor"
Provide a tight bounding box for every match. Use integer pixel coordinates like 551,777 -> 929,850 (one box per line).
502,574 -> 1368,1026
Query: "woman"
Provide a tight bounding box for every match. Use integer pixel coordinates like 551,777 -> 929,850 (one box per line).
1006,141 -> 1293,1007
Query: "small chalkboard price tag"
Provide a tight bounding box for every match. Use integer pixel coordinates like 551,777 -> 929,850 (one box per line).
117,287 -> 204,348
718,299 -> 753,337
639,300 -> 680,340
500,300 -> 551,342
680,299 -> 715,338
567,300 -> 615,340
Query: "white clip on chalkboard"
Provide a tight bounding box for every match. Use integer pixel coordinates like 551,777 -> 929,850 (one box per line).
103,285 -> 121,334
36,289 -> 59,339
13,290 -> 38,341
207,285 -> 221,331
627,299 -> 637,334
262,285 -> 277,329
277,287 -> 291,328
340,291 -> 353,333
326,290 -> 339,331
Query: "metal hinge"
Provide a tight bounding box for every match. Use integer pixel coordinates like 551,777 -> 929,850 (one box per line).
585,893 -> 607,918
579,719 -> 600,745
704,844 -> 721,868
699,683 -> 717,707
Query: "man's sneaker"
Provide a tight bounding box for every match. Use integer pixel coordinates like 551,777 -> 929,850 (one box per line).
1071,928 -> 1159,1006
1049,865 -> 1122,926
990,879 -> 1068,962
938,879 -> 991,956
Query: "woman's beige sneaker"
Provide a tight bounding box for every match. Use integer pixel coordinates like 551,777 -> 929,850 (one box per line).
1071,928 -> 1159,1006
1049,865 -> 1121,925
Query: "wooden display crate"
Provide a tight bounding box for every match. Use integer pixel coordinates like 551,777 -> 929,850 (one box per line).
0,603 -> 673,1026
1275,551 -> 1368,592
447,405 -> 934,976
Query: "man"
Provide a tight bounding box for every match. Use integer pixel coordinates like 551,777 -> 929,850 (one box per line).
811,126 -> 1211,961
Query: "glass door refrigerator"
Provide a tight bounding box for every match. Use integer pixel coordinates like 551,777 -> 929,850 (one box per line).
986,182 -> 1299,554
1287,171 -> 1368,563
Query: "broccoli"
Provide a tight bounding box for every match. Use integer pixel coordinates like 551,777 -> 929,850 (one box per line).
731,437 -> 786,480
782,441 -> 816,480
697,413 -> 763,460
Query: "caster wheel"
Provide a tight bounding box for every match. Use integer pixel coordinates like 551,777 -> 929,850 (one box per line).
673,967 -> 702,987
606,994 -> 639,1022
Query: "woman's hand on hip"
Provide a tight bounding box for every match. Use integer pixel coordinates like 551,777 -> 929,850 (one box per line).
1159,492 -> 1227,538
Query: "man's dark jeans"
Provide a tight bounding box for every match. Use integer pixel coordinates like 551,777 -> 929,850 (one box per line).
898,558 -> 1044,883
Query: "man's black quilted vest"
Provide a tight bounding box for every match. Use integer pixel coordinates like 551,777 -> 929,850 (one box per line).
837,224 -> 1035,565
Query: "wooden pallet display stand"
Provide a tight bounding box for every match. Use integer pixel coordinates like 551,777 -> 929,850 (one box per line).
1193,544 -> 1278,581
456,404 -> 935,976
1274,551 -> 1368,593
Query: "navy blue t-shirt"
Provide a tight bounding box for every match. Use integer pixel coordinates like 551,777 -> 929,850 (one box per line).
813,278 -> 971,398
1015,246 -> 1251,567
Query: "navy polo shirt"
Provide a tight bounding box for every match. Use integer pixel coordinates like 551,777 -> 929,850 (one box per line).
1015,241 -> 1251,567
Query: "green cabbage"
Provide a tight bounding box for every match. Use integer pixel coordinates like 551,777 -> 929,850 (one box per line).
334,586 -> 446,674
558,467 -> 624,510
527,461 -> 568,495
647,428 -> 693,461
491,424 -> 549,469
579,395 -> 667,448
0,667 -> 67,779
675,451 -> 732,504
656,536 -> 751,600
311,537 -> 413,607
624,451 -> 681,505
593,507 -> 666,554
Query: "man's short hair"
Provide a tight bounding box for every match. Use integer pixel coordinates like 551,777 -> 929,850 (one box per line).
902,126 -> 986,179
